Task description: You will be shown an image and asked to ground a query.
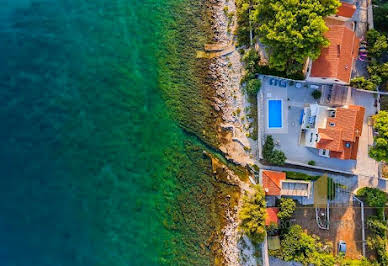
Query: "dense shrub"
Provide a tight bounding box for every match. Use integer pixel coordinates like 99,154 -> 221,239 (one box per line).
369,111 -> 388,162
238,185 -> 267,243
367,235 -> 388,265
277,198 -> 296,221
263,135 -> 286,165
368,62 -> 388,84
311,90 -> 321,100
350,77 -> 377,91
279,225 -> 335,265
246,79 -> 261,96
256,64 -> 305,80
242,48 -> 260,73
367,216 -> 388,237
241,49 -> 262,96
367,29 -> 388,58
285,171 -> 320,181
308,160 -> 316,166
357,187 -> 388,219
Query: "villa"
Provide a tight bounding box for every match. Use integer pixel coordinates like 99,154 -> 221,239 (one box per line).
305,2 -> 359,85
300,104 -> 365,160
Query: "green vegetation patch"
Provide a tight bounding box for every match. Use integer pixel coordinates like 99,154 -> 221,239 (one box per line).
238,184 -> 267,243
369,111 -> 388,162
277,198 -> 296,221
373,0 -> 388,34
275,225 -> 335,265
350,30 -> 388,91
357,187 -> 388,219
253,0 -> 340,76
262,135 -> 286,166
285,171 -> 320,181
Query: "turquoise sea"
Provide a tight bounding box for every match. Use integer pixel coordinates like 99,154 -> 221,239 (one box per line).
0,1 -> 230,265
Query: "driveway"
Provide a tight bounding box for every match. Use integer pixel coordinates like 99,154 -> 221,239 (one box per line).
350,89 -> 379,179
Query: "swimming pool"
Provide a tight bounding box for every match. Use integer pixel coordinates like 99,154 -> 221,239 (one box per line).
268,99 -> 282,128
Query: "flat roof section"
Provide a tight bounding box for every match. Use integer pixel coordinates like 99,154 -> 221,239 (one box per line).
281,180 -> 311,197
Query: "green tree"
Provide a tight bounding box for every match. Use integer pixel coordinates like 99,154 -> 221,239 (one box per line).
350,77 -> 377,91
277,198 -> 296,220
368,62 -> 388,83
370,34 -> 388,58
367,216 -> 388,237
280,225 -> 334,265
367,235 -> 388,265
370,111 -> 388,162
253,0 -> 340,75
357,187 -> 388,219
238,184 -> 267,243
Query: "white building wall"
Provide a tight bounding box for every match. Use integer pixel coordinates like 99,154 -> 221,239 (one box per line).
305,76 -> 348,85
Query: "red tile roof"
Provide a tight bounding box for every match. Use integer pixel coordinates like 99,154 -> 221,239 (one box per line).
266,208 -> 279,226
336,2 -> 356,18
310,22 -> 359,83
262,170 -> 286,196
317,105 -> 365,160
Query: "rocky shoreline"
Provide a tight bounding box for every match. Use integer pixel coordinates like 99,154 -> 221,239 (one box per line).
205,0 -> 260,265
206,0 -> 258,168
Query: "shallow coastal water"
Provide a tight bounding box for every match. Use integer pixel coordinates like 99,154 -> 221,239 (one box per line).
0,1 -> 227,265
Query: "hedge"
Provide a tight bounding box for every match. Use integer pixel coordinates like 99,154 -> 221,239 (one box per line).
285,171 -> 320,181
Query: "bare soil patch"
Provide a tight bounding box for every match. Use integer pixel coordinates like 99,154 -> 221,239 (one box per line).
292,203 -> 363,259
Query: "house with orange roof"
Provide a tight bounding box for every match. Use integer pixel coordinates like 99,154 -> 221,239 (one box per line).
300,103 -> 365,160
261,170 -> 313,205
305,2 -> 359,85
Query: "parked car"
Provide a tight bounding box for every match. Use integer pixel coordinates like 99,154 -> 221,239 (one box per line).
338,240 -> 346,254
309,84 -> 320,89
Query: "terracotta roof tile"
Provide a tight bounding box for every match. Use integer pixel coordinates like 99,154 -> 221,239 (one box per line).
310,24 -> 359,83
327,105 -> 365,141
336,2 -> 356,18
262,170 -> 286,196
317,128 -> 343,152
266,208 -> 279,226
316,105 -> 365,160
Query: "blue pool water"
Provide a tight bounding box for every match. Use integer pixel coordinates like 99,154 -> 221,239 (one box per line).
268,100 -> 282,128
